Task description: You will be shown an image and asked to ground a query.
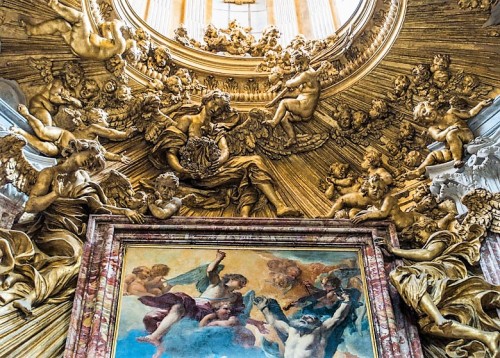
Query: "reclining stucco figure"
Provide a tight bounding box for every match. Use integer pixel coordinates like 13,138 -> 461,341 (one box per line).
20,0 -> 128,60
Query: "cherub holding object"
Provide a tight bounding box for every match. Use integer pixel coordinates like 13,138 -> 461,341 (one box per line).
323,162 -> 360,200
20,0 -> 128,60
14,104 -> 135,163
148,172 -> 195,220
145,264 -> 172,296
28,61 -> 84,126
404,97 -> 492,179
322,174 -> 387,219
264,51 -> 328,147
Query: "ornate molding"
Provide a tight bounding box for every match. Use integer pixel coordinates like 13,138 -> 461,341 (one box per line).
103,0 -> 407,107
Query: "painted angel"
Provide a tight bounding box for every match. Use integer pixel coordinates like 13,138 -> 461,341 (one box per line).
136,250 -> 264,357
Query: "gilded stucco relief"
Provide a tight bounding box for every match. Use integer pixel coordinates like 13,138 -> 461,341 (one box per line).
0,0 -> 499,356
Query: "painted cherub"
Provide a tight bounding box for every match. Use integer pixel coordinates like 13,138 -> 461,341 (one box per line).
145,264 -> 172,296
147,172 -> 195,219
20,0 -> 128,60
124,264 -> 172,297
124,266 -> 153,296
404,97 -> 492,179
199,301 -> 239,328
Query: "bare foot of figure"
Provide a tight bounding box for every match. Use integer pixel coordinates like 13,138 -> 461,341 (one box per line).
152,345 -> 166,358
438,319 -> 452,329
137,335 -> 161,347
12,299 -> 33,317
400,169 -> 423,181
263,119 -> 279,128
486,331 -> 500,358
276,206 -> 303,218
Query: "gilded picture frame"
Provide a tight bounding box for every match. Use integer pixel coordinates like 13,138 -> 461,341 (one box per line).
65,216 -> 423,358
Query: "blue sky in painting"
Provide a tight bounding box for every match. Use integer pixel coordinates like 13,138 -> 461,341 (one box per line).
115,315 -> 266,358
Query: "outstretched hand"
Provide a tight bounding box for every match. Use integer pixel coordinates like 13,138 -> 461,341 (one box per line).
480,98 -> 493,107
253,296 -> 269,311
351,213 -> 369,225
126,127 -> 138,138
252,320 -> 269,334
53,174 -> 73,197
120,154 -> 132,164
374,236 -> 394,256
123,208 -> 144,224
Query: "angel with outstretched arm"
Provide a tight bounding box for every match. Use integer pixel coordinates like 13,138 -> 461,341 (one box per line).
375,220 -> 500,357
14,104 -> 135,163
0,135 -> 143,315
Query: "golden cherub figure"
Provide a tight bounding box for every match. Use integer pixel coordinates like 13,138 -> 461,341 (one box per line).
404,97 -> 492,179
264,51 -> 328,147
20,0 -> 129,60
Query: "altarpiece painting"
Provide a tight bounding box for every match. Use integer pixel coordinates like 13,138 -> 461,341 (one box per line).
65,216 -> 422,358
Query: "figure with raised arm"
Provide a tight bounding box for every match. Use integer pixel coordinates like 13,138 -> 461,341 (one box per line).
255,292 -> 352,358
13,104 -> 135,163
0,137 -> 143,315
323,174 -> 387,219
404,97 -> 492,179
20,0 -> 128,60
136,250 -> 248,357
264,50 -> 326,147
377,219 -> 500,357
27,61 -> 84,126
